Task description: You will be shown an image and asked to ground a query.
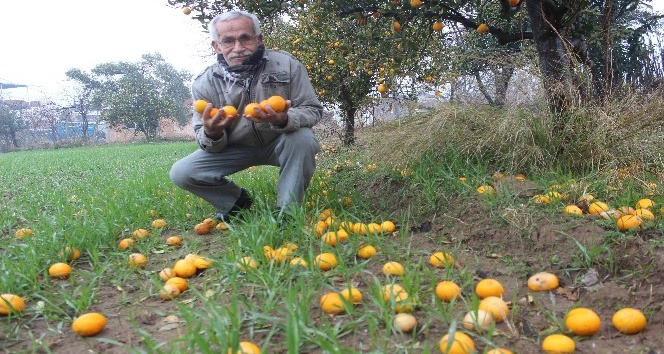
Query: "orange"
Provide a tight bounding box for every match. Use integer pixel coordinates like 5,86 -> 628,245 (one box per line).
71,312 -> 107,337
382,261 -> 405,276
381,284 -> 407,302
477,23 -> 489,34
616,206 -> 635,215
486,349 -> 513,354
229,341 -> 261,354
479,296 -> 509,323
475,278 -> 504,299
439,331 -> 475,354
508,0 -> 520,6
588,201 -> 610,214
367,222 -> 382,234
336,229 -> 349,242
616,214 -> 643,231
476,185 -> 495,195
166,236 -> 182,246
0,294 -> 25,315
635,198 -> 655,209
319,208 -> 334,220
435,281 -> 462,302
203,218 -> 218,227
159,284 -> 181,300
221,105 -> 239,118
244,103 -> 264,118
392,21 -> 401,32
321,231 -> 339,246
238,256 -> 259,270
194,222 -> 212,235
462,309 -> 494,332
128,253 -> 147,268
58,247 -> 81,261
377,84 -> 388,94
118,238 -> 135,250
182,7 -> 192,15
159,268 -> 175,281
533,194 -> 551,204
339,287 -> 362,304
173,259 -> 197,278
527,272 -> 559,291
515,173 -> 526,180
429,252 -> 455,268
289,257 -> 308,267
541,334 -> 575,354
165,276 -> 188,292
15,228 -> 34,238
208,107 -> 220,119
352,222 -> 369,235
633,208 -> 655,220
187,254 -> 214,269
393,313 -> 417,333
273,247 -> 293,263
563,205 -> 583,215
357,245 -> 377,259
565,307 -> 601,336
132,228 -> 150,238
320,292 -> 346,314
410,0 -> 422,8
380,220 -> 396,233
151,219 -> 167,228
314,252 -> 338,271
48,262 -> 72,279
216,222 -> 230,231
432,21 -> 444,32
266,95 -> 287,112
612,308 -> 647,334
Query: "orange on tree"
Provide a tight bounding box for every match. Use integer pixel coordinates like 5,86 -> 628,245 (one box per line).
410,0 -> 422,8
377,84 -> 388,94
527,272 -> 559,291
0,294 -> 25,315
508,0 -> 520,6
432,21 -> 444,32
71,312 -> 107,337
320,292 -> 346,315
541,334 -> 575,354
182,7 -> 192,15
435,281 -> 461,302
475,278 -> 504,299
612,308 -> 647,334
565,307 -> 601,336
392,21 -> 401,32
48,262 -> 72,279
439,331 -> 475,354
477,23 -> 489,34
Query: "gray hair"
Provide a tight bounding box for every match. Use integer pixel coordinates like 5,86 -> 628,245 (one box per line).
208,11 -> 262,41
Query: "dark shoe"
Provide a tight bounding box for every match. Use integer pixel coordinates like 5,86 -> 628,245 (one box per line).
214,189 -> 253,223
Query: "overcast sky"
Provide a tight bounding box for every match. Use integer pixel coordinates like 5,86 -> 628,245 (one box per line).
0,0 -> 212,103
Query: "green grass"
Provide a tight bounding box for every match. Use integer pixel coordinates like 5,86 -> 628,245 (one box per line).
1,116 -> 662,354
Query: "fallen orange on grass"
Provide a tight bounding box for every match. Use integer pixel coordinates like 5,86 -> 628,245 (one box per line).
229,341 -> 261,354
357,245 -> 377,259
15,228 -> 34,238
118,238 -> 135,250
159,284 -> 181,300
475,278 -> 504,299
173,259 -> 197,278
48,263 -> 72,279
612,308 -> 647,334
439,331 -> 475,354
393,313 -> 417,333
435,281 -> 461,302
0,294 -> 25,315
314,252 -> 338,271
320,292 -> 346,315
541,334 -> 575,354
429,251 -> 455,268
72,312 -> 107,337
479,296 -> 509,323
128,253 -> 147,268
166,236 -> 182,246
194,222 -> 212,235
339,287 -> 362,304
616,214 -> 642,231
382,261 -> 405,276
151,219 -> 167,228
565,307 -> 601,336
165,277 -> 188,292
58,247 -> 81,261
527,272 -> 559,292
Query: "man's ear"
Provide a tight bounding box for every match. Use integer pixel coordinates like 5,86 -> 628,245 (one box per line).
256,34 -> 264,45
211,41 -> 222,54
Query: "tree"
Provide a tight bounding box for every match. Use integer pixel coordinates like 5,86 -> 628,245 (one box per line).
0,106 -> 27,149
65,68 -> 101,141
92,54 -> 191,141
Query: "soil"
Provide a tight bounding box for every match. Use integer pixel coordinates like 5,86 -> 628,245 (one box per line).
3,179 -> 663,354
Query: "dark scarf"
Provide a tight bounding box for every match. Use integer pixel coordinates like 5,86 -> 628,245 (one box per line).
216,45 -> 266,83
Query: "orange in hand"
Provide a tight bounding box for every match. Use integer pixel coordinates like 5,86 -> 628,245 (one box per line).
193,99 -> 207,114
208,107 -> 220,119
221,105 -> 238,118
244,103 -> 264,118
266,95 -> 287,112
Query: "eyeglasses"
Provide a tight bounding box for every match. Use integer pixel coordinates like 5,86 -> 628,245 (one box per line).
218,35 -> 259,49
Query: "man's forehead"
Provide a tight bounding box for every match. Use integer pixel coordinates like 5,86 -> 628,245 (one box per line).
216,17 -> 255,35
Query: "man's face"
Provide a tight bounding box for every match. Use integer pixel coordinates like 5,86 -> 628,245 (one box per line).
212,17 -> 263,66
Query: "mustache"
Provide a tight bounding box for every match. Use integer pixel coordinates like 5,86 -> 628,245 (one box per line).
228,51 -> 252,59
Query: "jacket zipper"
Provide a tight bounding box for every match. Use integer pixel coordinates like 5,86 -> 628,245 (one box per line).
246,60 -> 267,147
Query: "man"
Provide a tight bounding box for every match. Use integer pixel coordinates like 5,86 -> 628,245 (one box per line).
170,10 -> 323,223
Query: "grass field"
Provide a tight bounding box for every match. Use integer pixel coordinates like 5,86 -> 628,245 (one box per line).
1,116 -> 663,353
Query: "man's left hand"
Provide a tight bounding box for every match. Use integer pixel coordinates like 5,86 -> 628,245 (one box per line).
244,100 -> 291,127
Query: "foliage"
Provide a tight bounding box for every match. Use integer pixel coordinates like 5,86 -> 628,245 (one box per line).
65,68 -> 102,140
0,106 -> 27,150
91,54 -> 191,141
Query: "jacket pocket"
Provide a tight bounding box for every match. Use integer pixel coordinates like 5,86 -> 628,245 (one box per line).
260,71 -> 290,97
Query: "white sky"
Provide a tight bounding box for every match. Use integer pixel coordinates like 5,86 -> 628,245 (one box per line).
0,0 -> 213,104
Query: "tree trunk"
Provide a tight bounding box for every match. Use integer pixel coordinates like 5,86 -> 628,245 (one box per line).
474,71 -> 495,105
494,66 -> 514,106
343,107 -> 356,146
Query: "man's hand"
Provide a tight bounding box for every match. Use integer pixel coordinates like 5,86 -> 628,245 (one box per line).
244,100 -> 291,127
203,103 -> 237,140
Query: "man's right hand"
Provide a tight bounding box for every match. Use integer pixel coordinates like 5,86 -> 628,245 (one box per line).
202,103 -> 237,140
